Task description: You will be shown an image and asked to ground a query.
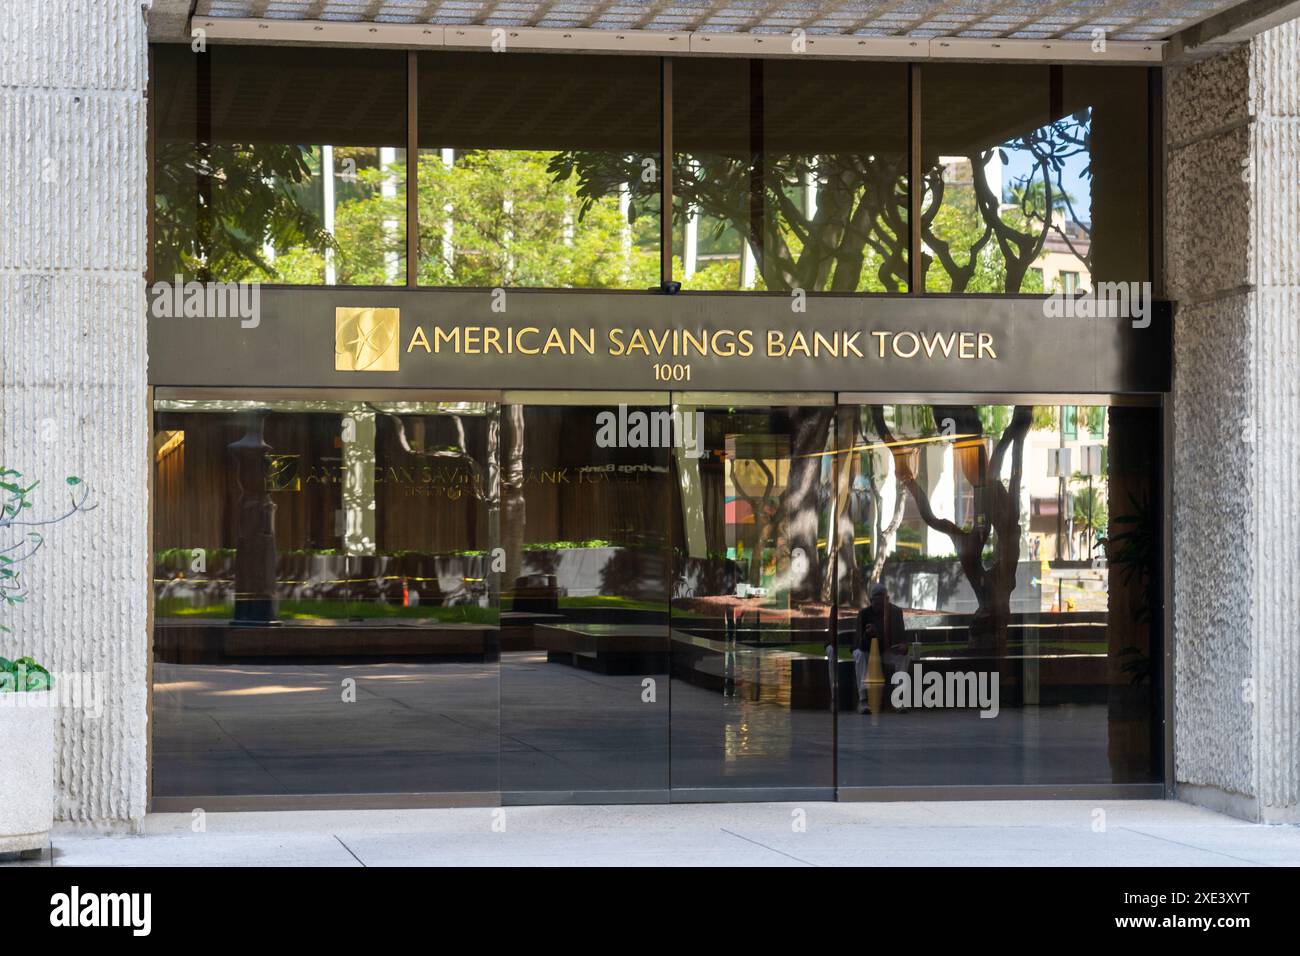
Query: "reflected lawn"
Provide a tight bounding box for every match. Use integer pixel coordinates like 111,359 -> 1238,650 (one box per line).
155,598 -> 497,625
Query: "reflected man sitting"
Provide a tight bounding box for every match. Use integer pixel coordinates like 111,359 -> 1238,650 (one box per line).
854,581 -> 908,715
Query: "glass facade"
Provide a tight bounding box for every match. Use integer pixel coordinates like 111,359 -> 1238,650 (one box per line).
152,400 -> 498,795
833,402 -> 1162,788
152,395 -> 1163,801
672,59 -> 909,292
498,398 -> 671,796
415,53 -> 662,290
152,47 -> 1150,296
153,45 -> 408,285
920,64 -> 1150,294
147,45 -> 1164,804
668,396 -> 836,790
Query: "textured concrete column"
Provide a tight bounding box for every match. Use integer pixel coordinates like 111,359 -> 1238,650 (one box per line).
1168,20 -> 1300,822
0,2 -> 149,824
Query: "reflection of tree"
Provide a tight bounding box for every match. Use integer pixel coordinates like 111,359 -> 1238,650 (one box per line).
922,111 -> 1091,293
422,150 -> 659,288
250,148 -> 405,285
1011,178 -> 1085,269
599,546 -> 659,601
782,408 -> 834,604
872,493 -> 907,585
156,110 -> 1093,294
160,143 -> 655,286
501,406 -> 526,588
728,456 -> 775,589
153,142 -> 334,281
835,409 -> 907,608
556,150 -> 907,291
920,165 -> 992,292
871,405 -> 1032,653
1069,477 -> 1108,557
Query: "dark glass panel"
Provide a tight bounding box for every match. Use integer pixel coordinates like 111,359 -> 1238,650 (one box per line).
835,403 -> 1163,787
498,401 -> 671,797
415,52 -> 661,289
151,394 -> 1161,802
672,58 -> 908,292
921,63 -> 1150,293
151,400 -> 499,797
1064,66 -> 1151,287
152,44 -> 408,284
669,399 -> 836,791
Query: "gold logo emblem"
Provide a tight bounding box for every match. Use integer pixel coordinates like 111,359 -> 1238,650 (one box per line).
335,307 -> 400,372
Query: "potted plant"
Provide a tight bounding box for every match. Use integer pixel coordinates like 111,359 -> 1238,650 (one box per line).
0,468 -> 92,858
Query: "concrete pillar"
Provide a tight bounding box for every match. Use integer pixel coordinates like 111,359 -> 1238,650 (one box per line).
1168,20 -> 1300,822
0,2 -> 149,824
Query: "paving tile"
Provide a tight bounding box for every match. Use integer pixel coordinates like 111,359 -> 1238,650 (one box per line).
18,801 -> 1299,868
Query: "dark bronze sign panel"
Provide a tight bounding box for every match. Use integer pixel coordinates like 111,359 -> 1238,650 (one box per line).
147,288 -> 1172,393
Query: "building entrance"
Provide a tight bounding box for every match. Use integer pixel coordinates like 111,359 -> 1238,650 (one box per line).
150,390 -> 1163,807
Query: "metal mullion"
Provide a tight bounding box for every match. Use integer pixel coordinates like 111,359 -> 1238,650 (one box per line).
407,50 -> 419,289
146,46 -> 155,284
1150,66 -> 1164,297
909,62 -> 922,294
661,57 -> 673,288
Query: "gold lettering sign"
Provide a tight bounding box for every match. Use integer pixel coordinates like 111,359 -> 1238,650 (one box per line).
336,307 -> 400,372
403,323 -> 998,363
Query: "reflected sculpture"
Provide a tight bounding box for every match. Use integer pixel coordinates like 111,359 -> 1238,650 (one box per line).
228,410 -> 280,625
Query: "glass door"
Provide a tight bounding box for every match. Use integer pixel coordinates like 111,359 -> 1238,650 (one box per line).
151,397 -> 500,801
153,390 -> 838,806
498,393 -> 673,802
668,393 -> 837,797
832,400 -> 1165,792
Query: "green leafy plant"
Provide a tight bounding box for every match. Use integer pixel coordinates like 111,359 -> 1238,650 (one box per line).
0,656 -> 51,693
1,468 -> 95,693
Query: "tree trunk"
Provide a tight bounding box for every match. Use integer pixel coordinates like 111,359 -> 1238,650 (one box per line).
871,404 -> 1032,656
782,407 -> 833,604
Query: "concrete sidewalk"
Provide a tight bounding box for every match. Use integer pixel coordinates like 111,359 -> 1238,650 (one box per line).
12,800 -> 1300,867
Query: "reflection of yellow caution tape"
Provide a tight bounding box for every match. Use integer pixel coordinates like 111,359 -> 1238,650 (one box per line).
812,536 -> 884,548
